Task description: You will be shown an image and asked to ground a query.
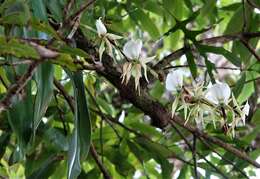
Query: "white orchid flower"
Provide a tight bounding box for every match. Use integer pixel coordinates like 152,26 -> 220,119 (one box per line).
165,70 -> 183,93
95,18 -> 122,61
121,39 -> 155,93
205,82 -> 231,105
123,40 -> 142,60
241,101 -> 250,125
96,18 -> 107,37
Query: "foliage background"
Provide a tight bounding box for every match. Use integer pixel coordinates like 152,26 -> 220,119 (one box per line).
0,0 -> 259,178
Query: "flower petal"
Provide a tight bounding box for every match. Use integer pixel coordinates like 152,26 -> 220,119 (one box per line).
96,18 -> 107,36
165,70 -> 183,92
243,101 -> 250,116
123,39 -> 142,60
141,56 -> 156,64
106,33 -> 123,40
205,82 -> 231,105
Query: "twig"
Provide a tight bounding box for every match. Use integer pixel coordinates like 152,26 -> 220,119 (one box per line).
193,135 -> 198,179
54,91 -> 68,136
0,61 -> 40,113
242,0 -> 247,32
0,74 -> 8,90
100,116 -> 104,163
64,0 -> 75,18
240,37 -> 260,62
170,121 -> 228,179
153,31 -> 260,70
85,87 -> 122,140
164,64 -> 259,73
197,152 -> 228,179
0,60 -> 32,66
231,76 -> 260,87
54,78 -> 75,113
90,107 -> 192,166
247,0 -> 260,9
199,137 -> 249,178
64,0 -> 96,27
90,144 -> 112,179
153,47 -> 187,71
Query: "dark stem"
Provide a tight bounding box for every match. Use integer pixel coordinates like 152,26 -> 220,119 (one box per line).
90,144 -> 112,179
193,135 -> 198,179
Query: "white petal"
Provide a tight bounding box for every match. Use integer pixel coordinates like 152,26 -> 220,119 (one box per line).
165,70 -> 183,92
118,110 -> 125,123
96,18 -> 107,36
141,56 -> 156,64
243,101 -> 250,116
123,39 -> 142,60
106,33 -> 123,40
205,82 -> 231,105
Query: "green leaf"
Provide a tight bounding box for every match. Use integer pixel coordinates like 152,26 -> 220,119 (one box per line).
163,0 -> 185,20
237,71 -> 255,103
30,18 -> 61,40
127,140 -> 149,163
186,51 -> 197,79
0,37 -> 40,59
59,45 -> 91,59
43,127 -> 69,151
0,0 -> 30,25
128,121 -> 162,138
27,155 -> 59,179
197,44 -> 241,67
233,73 -> 246,98
178,165 -> 191,179
67,71 -> 92,179
46,0 -> 63,22
30,0 -> 48,21
225,7 -> 243,34
0,133 -> 10,160
105,147 -> 135,177
33,62 -> 54,132
149,80 -> 165,100
7,82 -> 33,161
129,8 -> 160,39
204,56 -> 216,83
135,137 -> 173,179
251,109 -> 260,125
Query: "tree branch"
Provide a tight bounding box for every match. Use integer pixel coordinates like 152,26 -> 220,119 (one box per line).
54,78 -> 75,113
199,137 -> 249,178
240,37 -> 260,62
153,32 -> 260,70
90,144 -> 112,179
170,121 -> 228,179
192,135 -> 198,179
0,61 -> 40,113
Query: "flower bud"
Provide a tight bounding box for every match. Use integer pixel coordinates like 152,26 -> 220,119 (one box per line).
96,18 -> 107,36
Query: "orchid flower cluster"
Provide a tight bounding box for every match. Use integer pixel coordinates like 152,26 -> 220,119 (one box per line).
166,70 -> 250,137
96,18 -> 250,136
95,18 -> 155,93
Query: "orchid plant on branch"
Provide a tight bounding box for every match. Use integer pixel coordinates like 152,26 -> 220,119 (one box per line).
165,70 -> 250,137
0,0 -> 260,178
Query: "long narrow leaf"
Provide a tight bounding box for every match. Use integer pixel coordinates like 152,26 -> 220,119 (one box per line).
33,62 -> 54,132
67,71 -> 92,179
